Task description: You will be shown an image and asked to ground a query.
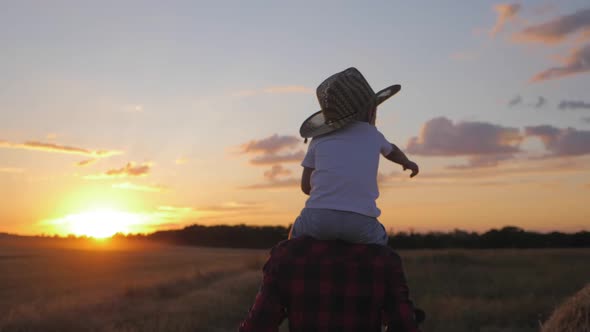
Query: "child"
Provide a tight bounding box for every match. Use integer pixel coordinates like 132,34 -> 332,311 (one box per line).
290,67 -> 419,245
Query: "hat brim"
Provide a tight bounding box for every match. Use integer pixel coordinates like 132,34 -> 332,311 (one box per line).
300,84 -> 402,139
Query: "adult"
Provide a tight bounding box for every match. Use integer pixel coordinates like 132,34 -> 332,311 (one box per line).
239,236 -> 422,332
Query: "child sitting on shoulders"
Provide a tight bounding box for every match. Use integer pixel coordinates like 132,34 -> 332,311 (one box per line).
290,67 -> 419,245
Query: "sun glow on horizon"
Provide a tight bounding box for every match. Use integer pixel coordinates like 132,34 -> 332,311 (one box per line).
48,209 -> 147,238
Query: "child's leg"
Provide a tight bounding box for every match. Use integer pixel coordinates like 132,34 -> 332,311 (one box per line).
291,208 -> 388,245
335,211 -> 388,245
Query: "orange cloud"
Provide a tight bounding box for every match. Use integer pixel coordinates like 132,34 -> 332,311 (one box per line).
490,3 -> 521,37
0,140 -> 122,158
240,178 -> 299,190
85,162 -> 151,179
251,151 -> 305,165
513,8 -> 590,44
530,44 -> 590,82
263,165 -> 292,181
76,159 -> 97,167
112,182 -> 168,193
241,134 -> 300,154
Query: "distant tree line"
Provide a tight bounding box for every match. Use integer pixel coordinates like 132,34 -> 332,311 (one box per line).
115,224 -> 590,249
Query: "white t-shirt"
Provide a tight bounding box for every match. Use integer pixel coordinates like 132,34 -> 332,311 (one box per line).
301,121 -> 393,217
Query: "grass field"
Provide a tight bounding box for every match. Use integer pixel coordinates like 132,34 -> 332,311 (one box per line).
1,238 -> 589,332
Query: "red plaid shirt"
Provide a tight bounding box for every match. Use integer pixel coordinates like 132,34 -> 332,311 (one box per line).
239,237 -> 421,332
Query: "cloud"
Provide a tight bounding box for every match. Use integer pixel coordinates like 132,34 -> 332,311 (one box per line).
233,85 -> 313,97
241,134 -> 300,154
559,100 -> 590,110
85,162 -> 151,179
525,125 -> 590,157
513,8 -> 590,44
251,150 -> 305,165
406,117 -> 523,157
263,165 -> 292,181
534,96 -> 547,108
240,178 -> 299,190
112,182 -> 168,193
530,44 -> 590,82
447,154 -> 516,169
582,117 -> 590,123
238,134 -> 304,189
199,201 -> 262,212
76,159 -> 97,167
508,95 -> 547,108
490,3 -> 521,37
508,95 -> 522,107
0,167 -> 24,174
0,140 -> 122,158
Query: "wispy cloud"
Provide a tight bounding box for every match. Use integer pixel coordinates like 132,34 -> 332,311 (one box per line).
76,159 -> 97,167
531,44 -> 590,82
0,140 -> 122,158
559,100 -> 590,110
525,125 -> 590,157
251,150 -> 305,165
534,96 -> 547,108
85,162 -> 151,179
238,134 -> 303,189
112,182 -> 168,193
507,95 -> 547,108
508,95 -> 523,107
233,85 -> 313,97
490,3 -> 521,37
240,178 -> 299,190
513,8 -> 590,44
199,201 -> 262,212
379,157 -> 589,188
240,134 -> 300,154
263,165 -> 292,181
447,154 -> 516,169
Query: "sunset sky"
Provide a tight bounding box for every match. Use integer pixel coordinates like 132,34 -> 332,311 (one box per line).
1,1 -> 589,237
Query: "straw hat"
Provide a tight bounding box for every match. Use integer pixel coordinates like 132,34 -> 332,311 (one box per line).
299,67 -> 401,141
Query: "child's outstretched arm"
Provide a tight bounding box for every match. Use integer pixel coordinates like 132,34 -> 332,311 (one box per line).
385,143 -> 419,178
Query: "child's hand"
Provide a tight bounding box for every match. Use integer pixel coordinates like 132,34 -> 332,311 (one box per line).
402,160 -> 419,178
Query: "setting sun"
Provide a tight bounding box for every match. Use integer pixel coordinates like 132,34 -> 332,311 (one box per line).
51,209 -> 146,238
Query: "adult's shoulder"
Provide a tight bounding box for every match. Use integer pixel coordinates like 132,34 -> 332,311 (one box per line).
373,244 -> 404,264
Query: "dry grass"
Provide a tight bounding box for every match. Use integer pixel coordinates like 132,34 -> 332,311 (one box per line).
1,238 -> 589,332
541,284 -> 590,332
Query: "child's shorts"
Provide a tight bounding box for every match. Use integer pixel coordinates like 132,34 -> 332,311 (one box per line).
290,208 -> 388,245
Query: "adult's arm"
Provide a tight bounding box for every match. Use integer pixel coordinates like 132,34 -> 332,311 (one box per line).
239,251 -> 286,332
301,167 -> 313,195
383,252 -> 421,332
